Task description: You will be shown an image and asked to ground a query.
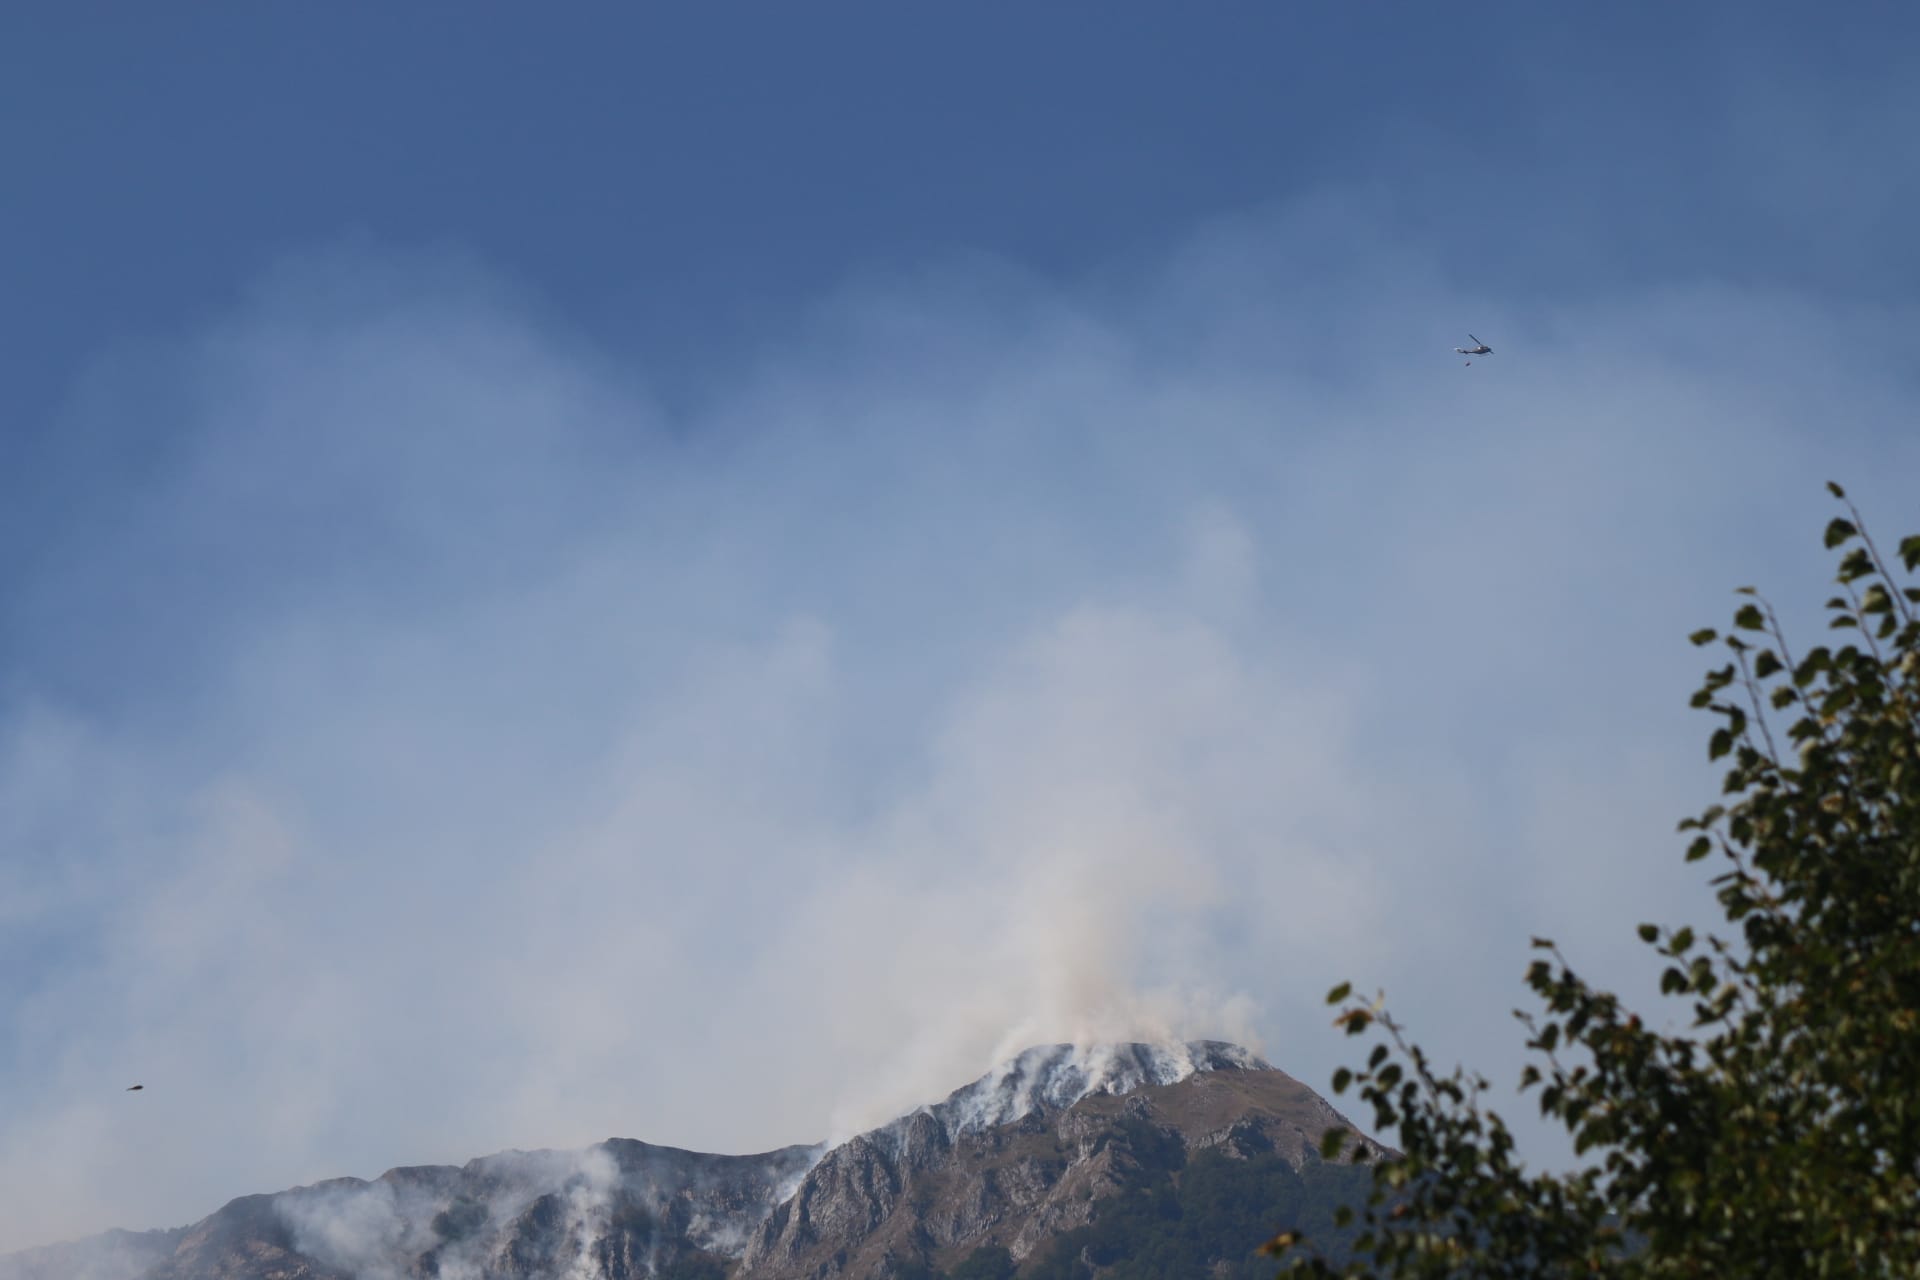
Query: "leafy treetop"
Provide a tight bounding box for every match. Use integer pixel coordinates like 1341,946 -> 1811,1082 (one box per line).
1271,484 -> 1920,1278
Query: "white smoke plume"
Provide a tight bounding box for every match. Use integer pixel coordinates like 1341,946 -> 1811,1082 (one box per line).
907,1041 -> 1268,1143
3,204 -> 1917,1255
273,1146 -> 647,1280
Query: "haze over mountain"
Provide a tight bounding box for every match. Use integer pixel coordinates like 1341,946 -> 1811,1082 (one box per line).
11,7 -> 1916,1262
0,1041 -> 1379,1280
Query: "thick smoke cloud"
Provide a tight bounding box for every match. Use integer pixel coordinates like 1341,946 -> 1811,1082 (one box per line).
272,1147 -> 630,1280
3,203 -> 1916,1253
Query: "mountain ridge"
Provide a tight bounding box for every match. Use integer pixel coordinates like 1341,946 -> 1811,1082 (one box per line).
1,1040 -> 1381,1280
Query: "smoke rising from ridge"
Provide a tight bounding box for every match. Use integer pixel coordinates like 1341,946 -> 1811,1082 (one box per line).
3,206 -> 1918,1252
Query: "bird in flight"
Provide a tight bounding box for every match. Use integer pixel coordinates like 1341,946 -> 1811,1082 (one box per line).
1455,334 -> 1493,366
125,1084 -> 144,1092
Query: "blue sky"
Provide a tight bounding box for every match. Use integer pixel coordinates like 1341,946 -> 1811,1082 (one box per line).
3,3 -> 1919,1253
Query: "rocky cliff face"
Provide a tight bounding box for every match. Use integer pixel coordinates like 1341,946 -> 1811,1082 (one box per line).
1,1042 -> 1379,1280
738,1042 -> 1381,1278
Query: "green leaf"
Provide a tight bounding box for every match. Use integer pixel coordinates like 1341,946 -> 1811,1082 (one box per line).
1320,1128 -> 1350,1159
1827,479 -> 1846,498
1326,981 -> 1352,1005
1331,1069 -> 1353,1095
1307,503 -> 1920,1270
1689,628 -> 1718,646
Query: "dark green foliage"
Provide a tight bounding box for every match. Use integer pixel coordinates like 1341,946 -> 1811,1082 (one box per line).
1092,1115 -> 1188,1175
429,1196 -> 486,1243
1020,1145 -> 1371,1279
889,1258 -> 947,1280
949,1245 -> 1017,1280
657,1255 -> 727,1280
1275,490 -> 1920,1277
606,1198 -> 658,1242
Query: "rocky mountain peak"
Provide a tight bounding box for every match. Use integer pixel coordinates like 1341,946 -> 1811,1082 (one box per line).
909,1040 -> 1269,1145
738,1040 -> 1375,1278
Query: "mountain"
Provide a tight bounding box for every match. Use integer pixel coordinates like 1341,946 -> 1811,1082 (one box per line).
1,1042 -> 1382,1280
740,1041 -> 1381,1279
0,1228 -> 186,1280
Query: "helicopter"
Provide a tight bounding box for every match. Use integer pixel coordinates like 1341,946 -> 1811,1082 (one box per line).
1455,334 -> 1493,365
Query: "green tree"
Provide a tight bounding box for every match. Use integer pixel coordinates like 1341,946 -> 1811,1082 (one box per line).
1272,486 -> 1920,1278
948,1244 -> 1018,1280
